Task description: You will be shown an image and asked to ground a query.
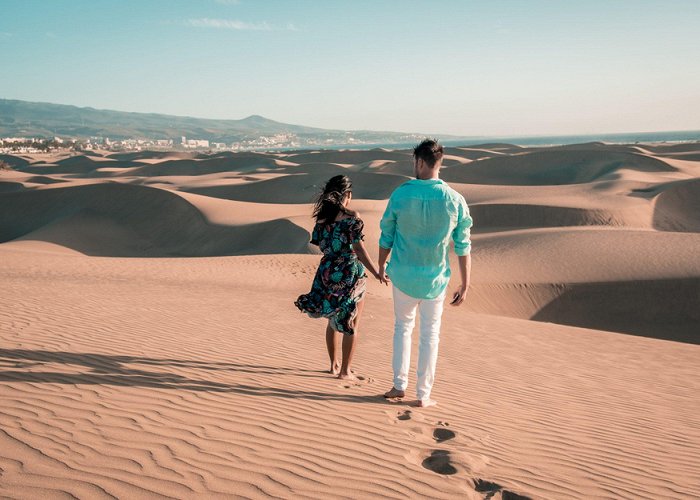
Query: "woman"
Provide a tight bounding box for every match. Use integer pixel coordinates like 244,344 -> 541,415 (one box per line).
295,175 -> 381,380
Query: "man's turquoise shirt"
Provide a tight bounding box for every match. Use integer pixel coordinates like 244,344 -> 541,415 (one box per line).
379,178 -> 472,300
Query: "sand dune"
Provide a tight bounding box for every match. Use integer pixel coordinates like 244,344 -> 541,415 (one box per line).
0,154 -> 30,169
637,146 -> 700,161
638,143 -> 700,154
441,149 -> 675,185
469,203 -> 639,230
661,152 -> 700,161
0,181 -> 25,193
1,249 -> 698,499
184,171 -> 409,203
530,277 -> 699,342
534,141 -> 643,154
16,155 -> 143,175
196,150 -> 283,161
125,155 -> 290,177
460,143 -> 524,152
447,177 -> 660,231
1,142 -> 699,499
272,161 -> 351,176
0,183 -> 310,256
462,227 -> 700,340
462,278 -> 699,343
15,163 -> 99,175
443,147 -> 503,160
653,178 -> 700,232
172,191 -> 316,226
470,227 -> 700,283
107,150 -> 198,161
21,175 -> 68,185
284,149 -> 411,165
357,159 -> 415,175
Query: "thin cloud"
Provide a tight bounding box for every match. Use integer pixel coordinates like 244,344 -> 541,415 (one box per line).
186,18 -> 295,31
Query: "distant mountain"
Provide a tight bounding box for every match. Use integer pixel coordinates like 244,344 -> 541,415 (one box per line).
0,98 -> 429,145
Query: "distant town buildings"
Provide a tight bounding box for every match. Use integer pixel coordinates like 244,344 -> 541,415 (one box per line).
1,130 -> 423,154
182,137 -> 210,148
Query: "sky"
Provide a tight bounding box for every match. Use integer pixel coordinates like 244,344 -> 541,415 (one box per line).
1,0 -> 699,137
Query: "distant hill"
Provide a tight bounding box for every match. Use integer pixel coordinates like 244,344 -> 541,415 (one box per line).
0,98 -> 428,145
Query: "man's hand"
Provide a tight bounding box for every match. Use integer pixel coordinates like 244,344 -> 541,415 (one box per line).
378,265 -> 390,286
451,255 -> 471,306
450,284 -> 468,306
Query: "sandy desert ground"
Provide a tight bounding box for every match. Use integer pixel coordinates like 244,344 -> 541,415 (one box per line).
1,142 -> 699,499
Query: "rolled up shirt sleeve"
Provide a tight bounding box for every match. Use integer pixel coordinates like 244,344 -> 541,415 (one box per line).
379,197 -> 396,249
452,200 -> 473,256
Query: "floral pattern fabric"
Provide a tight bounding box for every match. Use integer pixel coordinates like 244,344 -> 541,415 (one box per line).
294,216 -> 366,335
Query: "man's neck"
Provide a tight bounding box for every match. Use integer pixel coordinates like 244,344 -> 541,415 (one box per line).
417,172 -> 440,180
414,159 -> 442,180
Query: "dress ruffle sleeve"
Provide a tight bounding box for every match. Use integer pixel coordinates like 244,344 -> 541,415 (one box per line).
310,224 -> 320,246
348,218 -> 364,244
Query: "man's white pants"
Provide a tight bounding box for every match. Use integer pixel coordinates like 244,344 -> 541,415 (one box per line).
392,286 -> 446,401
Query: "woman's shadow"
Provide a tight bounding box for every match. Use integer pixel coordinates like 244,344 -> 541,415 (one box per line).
0,348 -> 384,403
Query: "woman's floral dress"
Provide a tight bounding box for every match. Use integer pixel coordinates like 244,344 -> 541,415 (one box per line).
295,216 -> 366,335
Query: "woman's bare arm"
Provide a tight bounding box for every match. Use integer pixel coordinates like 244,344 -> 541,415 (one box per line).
352,239 -> 380,280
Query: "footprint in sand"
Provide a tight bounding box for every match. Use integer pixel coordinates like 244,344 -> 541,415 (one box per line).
339,374 -> 374,389
433,427 -> 456,443
501,492 -> 532,500
422,450 -> 458,475
474,478 -> 532,500
397,410 -> 412,421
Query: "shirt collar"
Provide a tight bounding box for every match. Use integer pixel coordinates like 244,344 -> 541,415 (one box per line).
407,178 -> 444,185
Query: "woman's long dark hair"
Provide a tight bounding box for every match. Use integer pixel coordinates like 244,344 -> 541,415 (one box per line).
313,175 -> 352,223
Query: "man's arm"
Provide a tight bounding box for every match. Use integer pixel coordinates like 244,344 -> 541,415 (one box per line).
378,246 -> 391,285
377,197 -> 395,286
451,198 -> 473,306
450,254 -> 471,306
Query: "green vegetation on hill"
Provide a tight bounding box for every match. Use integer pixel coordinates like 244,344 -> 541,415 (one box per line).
0,98 -> 423,145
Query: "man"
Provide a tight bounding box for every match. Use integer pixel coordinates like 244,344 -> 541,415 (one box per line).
378,138 -> 472,408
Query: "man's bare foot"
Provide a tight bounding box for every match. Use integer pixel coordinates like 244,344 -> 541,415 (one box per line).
383,387 -> 405,399
338,372 -> 357,381
411,399 -> 437,408
329,363 -> 341,375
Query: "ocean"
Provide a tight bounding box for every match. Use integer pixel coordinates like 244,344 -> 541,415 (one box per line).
342,130 -> 700,151
228,130 -> 700,153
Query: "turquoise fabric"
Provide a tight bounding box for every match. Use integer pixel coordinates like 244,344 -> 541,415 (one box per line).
379,179 -> 472,299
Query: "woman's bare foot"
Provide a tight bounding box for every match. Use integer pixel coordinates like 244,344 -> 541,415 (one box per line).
383,387 -> 405,399
338,372 -> 357,381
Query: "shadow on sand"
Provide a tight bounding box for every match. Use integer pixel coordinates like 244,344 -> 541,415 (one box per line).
531,278 -> 700,344
0,348 -> 384,403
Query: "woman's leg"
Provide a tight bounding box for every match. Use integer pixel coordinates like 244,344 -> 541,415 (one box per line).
338,299 -> 364,379
326,321 -> 341,375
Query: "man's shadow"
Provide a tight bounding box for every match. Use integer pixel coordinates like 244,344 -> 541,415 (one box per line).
0,348 -> 384,403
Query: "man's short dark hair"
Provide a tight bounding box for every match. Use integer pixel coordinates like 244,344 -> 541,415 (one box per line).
413,138 -> 444,168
